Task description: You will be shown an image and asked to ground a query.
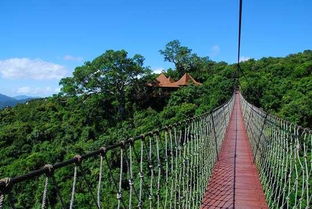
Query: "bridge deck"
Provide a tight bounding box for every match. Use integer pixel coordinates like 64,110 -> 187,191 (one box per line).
201,93 -> 268,209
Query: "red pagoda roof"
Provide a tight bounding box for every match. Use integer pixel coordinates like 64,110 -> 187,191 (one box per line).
149,73 -> 202,88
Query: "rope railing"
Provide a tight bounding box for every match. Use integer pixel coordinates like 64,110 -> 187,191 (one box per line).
0,95 -> 235,209
240,93 -> 311,209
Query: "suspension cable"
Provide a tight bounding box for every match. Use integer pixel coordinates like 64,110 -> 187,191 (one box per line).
236,0 -> 255,92
237,0 -> 243,66
234,0 -> 243,90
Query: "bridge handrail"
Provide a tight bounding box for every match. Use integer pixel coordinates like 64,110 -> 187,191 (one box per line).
0,93 -> 235,208
239,92 -> 311,134
239,92 -> 311,209
0,94 -> 233,186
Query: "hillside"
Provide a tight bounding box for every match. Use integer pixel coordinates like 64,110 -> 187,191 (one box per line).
0,43 -> 311,208
0,94 -> 34,109
240,50 -> 312,128
13,95 -> 33,100
0,94 -> 17,108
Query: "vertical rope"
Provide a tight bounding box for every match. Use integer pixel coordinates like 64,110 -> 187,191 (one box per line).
191,121 -> 196,208
138,139 -> 144,209
302,132 -> 310,207
117,147 -> 124,209
41,177 -> 49,209
69,166 -> 78,209
97,155 -> 103,209
176,127 -> 183,209
240,92 -> 311,209
155,133 -> 162,209
104,152 -> 126,209
148,135 -> 154,209
128,144 -> 134,209
164,131 -> 169,209
173,127 -> 179,209
169,128 -> 174,209
0,193 -> 4,209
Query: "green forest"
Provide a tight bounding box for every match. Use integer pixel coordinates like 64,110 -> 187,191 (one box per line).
0,40 -> 311,208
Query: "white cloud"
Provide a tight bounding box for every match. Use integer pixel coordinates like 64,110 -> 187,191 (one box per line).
63,55 -> 83,61
210,45 -> 221,57
153,68 -> 165,74
240,56 -> 251,62
17,86 -> 32,94
0,58 -> 67,80
17,86 -> 60,96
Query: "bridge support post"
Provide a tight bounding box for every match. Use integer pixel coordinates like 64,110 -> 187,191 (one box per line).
211,113 -> 219,161
253,113 -> 268,163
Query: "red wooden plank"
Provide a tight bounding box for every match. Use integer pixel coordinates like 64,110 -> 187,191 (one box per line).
201,93 -> 268,209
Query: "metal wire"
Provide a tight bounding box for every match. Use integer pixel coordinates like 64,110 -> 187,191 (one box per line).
240,92 -> 311,209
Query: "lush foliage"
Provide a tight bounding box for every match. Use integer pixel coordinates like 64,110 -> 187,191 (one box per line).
0,42 -> 311,208
239,50 -> 312,127
159,40 -> 211,78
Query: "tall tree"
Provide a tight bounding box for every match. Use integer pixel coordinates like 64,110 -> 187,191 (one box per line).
159,40 -> 209,76
60,50 -> 150,117
159,40 -> 191,75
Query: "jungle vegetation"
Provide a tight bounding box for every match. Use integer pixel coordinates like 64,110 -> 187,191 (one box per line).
0,40 -> 311,208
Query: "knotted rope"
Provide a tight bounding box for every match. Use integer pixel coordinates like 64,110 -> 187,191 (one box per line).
240,92 -> 311,209
0,94 -> 236,208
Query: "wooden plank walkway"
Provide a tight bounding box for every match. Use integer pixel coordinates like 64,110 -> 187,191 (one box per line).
201,92 -> 268,209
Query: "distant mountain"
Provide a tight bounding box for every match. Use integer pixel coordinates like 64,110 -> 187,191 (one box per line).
14,95 -> 33,100
0,94 -> 35,109
0,94 -> 17,108
0,94 -> 16,102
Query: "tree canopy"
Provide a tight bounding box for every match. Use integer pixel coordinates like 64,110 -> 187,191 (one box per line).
60,50 -> 151,118
239,50 -> 312,127
159,40 -> 210,77
0,41 -> 311,208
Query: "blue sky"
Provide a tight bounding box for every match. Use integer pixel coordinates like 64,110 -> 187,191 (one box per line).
0,0 -> 311,97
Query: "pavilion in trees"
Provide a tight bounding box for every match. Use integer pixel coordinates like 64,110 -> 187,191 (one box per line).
148,73 -> 202,88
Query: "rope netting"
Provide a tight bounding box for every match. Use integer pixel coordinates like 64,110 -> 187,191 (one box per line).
240,93 -> 311,209
0,96 -> 234,209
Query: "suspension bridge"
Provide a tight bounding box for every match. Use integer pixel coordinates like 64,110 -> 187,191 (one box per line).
0,91 -> 310,209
